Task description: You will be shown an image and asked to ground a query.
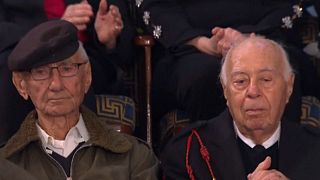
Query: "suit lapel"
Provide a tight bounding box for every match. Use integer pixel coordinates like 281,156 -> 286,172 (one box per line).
278,121 -> 305,177
206,111 -> 247,180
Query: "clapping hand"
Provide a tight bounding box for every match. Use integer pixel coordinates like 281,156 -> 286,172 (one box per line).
61,0 -> 93,31
95,0 -> 123,49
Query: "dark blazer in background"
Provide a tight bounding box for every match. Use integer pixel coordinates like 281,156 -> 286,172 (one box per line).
139,0 -> 316,147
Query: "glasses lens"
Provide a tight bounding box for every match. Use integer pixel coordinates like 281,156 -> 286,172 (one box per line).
59,64 -> 78,77
30,66 -> 49,80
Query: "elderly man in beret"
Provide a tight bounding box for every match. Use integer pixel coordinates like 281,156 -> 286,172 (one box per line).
0,0 -> 134,146
0,19 -> 159,180
160,36 -> 320,179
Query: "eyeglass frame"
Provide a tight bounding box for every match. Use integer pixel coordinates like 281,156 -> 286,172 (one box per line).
27,61 -> 89,81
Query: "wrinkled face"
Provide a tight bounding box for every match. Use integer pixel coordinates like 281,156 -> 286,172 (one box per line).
13,51 -> 91,118
222,41 -> 294,136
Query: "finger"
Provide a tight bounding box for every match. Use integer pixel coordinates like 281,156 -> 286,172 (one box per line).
250,32 -> 256,37
98,0 -> 108,16
69,16 -> 92,25
64,4 -> 93,19
254,156 -> 272,172
114,17 -> 123,28
213,31 -> 224,44
110,5 -> 120,16
258,170 -> 287,180
212,27 -> 222,35
248,169 -> 277,180
248,157 -> 272,179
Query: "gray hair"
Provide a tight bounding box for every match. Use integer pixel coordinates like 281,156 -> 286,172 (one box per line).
76,41 -> 90,62
219,36 -> 294,85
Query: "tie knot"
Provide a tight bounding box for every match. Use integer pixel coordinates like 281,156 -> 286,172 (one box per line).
253,145 -> 265,154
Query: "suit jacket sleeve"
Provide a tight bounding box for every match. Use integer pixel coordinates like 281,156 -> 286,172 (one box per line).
140,0 -> 208,49
140,0 -> 298,49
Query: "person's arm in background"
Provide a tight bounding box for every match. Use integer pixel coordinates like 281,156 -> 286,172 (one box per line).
140,0 -> 296,56
140,0 -> 209,50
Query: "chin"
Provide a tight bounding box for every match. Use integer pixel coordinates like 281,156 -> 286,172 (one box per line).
45,105 -> 76,117
245,117 -> 269,129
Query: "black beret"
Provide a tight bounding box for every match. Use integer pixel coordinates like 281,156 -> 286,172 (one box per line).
8,19 -> 79,71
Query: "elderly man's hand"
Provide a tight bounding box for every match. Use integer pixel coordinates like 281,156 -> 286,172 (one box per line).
248,157 -> 289,180
61,0 -> 93,31
95,0 -> 123,49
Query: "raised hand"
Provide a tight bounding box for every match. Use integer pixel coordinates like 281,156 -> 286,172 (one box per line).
95,0 -> 123,49
211,27 -> 247,56
61,0 -> 93,31
248,156 -> 289,180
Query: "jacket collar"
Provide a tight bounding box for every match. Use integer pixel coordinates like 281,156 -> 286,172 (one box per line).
2,106 -> 132,158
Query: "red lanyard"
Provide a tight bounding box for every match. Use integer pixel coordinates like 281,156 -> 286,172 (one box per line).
186,129 -> 216,180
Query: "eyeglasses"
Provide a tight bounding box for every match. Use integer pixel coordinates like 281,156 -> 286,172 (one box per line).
29,62 -> 88,80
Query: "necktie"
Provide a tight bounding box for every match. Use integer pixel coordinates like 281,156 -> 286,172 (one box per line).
253,145 -> 266,165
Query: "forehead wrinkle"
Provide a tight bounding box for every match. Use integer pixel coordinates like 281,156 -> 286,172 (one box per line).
230,67 -> 276,77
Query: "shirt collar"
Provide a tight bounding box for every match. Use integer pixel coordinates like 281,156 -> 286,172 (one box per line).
36,114 -> 89,156
233,121 -> 280,149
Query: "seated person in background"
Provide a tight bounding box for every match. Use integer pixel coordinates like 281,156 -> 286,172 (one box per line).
160,36 -> 320,179
0,157 -> 36,180
140,0 -> 320,146
0,0 -> 134,145
0,20 -> 158,180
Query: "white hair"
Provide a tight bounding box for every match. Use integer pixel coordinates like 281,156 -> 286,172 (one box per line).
219,36 -> 294,85
76,41 -> 89,62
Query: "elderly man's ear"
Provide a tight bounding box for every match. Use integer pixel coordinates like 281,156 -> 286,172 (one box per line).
84,63 -> 92,94
286,73 -> 295,103
12,72 -> 29,100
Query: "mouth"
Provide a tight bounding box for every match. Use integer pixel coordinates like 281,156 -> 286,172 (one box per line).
48,97 -> 68,103
245,108 -> 265,116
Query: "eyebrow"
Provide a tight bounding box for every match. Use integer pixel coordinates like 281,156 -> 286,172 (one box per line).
230,68 -> 276,76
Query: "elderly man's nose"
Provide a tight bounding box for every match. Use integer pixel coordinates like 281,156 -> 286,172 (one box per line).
247,81 -> 261,98
49,68 -> 63,89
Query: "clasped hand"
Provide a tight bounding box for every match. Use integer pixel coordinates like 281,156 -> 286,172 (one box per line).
248,156 -> 289,180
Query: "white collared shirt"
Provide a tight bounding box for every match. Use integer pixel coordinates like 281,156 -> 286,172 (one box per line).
36,114 -> 90,158
233,121 -> 280,149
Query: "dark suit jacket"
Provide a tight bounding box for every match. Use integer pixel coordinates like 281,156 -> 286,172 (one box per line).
161,110 -> 320,179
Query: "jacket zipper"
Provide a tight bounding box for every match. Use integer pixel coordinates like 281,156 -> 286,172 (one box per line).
40,143 -> 92,180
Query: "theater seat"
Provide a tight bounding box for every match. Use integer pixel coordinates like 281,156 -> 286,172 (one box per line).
95,95 -> 135,135
301,96 -> 320,128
